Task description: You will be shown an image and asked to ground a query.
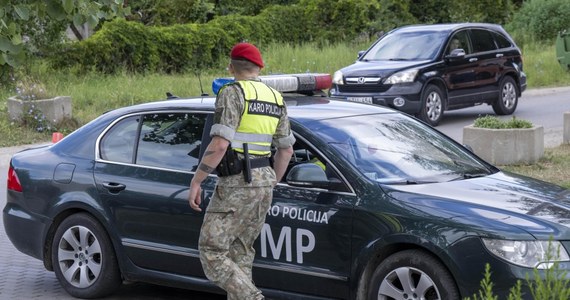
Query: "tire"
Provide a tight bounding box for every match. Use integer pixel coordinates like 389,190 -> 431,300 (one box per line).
52,213 -> 121,299
492,76 -> 518,115
367,250 -> 460,300
418,85 -> 445,126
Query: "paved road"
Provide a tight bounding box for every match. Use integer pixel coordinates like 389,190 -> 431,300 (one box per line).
1,87 -> 569,299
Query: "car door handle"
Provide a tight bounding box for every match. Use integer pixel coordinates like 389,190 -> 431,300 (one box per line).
469,58 -> 478,62
496,53 -> 504,58
102,182 -> 126,193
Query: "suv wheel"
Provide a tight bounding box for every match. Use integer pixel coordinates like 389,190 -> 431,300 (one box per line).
367,250 -> 459,300
418,85 -> 445,126
492,76 -> 518,115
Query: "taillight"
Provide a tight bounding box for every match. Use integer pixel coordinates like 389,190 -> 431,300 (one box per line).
7,165 -> 22,192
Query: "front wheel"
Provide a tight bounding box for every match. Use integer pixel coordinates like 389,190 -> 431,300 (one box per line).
367,249 -> 460,300
52,213 -> 122,299
492,76 -> 518,115
418,85 -> 445,126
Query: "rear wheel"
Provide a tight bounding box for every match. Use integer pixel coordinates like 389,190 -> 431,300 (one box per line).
418,85 -> 445,126
52,213 -> 121,299
367,249 -> 459,300
492,76 -> 518,115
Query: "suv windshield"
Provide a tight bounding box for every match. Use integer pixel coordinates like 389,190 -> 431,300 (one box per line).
309,113 -> 494,184
361,30 -> 448,61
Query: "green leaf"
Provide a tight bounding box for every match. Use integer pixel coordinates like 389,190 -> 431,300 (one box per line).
62,0 -> 74,14
46,1 -> 66,20
14,5 -> 30,21
72,14 -> 85,28
0,53 -> 6,66
87,15 -> 99,28
11,34 -> 22,45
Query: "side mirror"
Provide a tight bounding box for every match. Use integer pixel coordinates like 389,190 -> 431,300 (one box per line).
446,48 -> 466,61
357,50 -> 366,58
286,163 -> 329,188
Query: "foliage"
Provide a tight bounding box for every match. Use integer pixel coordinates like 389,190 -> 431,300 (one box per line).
409,0 -> 513,24
128,0 -> 215,25
467,264 -> 498,300
14,76 -> 51,100
506,0 -> 570,44
473,115 -> 533,129
0,0 -> 130,69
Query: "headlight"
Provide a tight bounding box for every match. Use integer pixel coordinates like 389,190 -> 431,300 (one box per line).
332,71 -> 344,85
482,239 -> 570,269
384,69 -> 418,84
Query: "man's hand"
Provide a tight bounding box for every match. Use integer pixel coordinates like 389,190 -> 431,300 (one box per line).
188,180 -> 203,212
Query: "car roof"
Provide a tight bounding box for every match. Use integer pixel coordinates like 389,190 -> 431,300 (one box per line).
107,95 -> 397,122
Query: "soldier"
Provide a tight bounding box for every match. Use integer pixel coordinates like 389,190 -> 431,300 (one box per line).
188,42 -> 295,300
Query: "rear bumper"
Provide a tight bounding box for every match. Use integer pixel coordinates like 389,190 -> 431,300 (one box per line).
3,196 -> 49,261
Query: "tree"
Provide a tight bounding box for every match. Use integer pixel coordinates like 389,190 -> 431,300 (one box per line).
0,0 -> 130,69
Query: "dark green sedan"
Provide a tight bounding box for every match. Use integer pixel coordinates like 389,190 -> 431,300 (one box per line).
4,78 -> 570,300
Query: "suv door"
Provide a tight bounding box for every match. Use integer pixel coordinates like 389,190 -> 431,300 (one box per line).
443,30 -> 479,107
468,28 -> 503,102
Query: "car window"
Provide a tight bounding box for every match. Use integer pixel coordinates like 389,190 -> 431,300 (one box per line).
362,30 -> 447,61
100,116 -> 139,163
100,112 -> 208,171
283,138 -> 350,192
492,31 -> 512,49
308,113 -> 493,184
136,113 -> 207,171
447,30 -> 471,55
470,29 -> 498,53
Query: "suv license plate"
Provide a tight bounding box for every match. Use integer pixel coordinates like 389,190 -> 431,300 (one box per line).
347,97 -> 373,104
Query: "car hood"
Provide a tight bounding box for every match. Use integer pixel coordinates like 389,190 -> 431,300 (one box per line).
383,171 -> 570,239
340,60 -> 431,77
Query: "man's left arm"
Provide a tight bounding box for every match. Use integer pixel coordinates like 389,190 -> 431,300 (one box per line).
188,136 -> 229,212
272,104 -> 295,184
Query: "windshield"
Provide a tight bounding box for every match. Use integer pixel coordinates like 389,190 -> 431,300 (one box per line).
308,114 -> 494,184
361,30 -> 447,61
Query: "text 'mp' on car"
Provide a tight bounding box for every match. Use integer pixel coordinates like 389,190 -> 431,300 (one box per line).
330,23 -> 527,127
4,73 -> 570,300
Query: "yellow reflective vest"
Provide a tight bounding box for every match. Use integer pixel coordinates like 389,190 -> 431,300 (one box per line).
229,80 -> 284,156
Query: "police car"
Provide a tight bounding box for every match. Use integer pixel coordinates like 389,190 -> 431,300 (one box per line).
4,74 -> 570,300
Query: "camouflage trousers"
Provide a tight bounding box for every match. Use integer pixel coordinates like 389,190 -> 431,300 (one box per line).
199,184 -> 273,300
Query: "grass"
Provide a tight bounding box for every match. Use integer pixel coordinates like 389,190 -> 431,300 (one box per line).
501,144 -> 570,189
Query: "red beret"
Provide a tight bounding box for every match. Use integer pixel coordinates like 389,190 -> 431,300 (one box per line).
230,42 -> 264,68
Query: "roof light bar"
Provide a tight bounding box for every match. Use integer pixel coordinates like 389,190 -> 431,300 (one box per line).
212,73 -> 332,95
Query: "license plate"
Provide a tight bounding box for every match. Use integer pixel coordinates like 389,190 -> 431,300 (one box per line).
346,97 -> 373,104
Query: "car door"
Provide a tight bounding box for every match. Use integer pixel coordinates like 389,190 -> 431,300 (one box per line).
94,111 -> 212,278
468,28 -> 503,102
443,30 -> 480,106
252,137 -> 356,299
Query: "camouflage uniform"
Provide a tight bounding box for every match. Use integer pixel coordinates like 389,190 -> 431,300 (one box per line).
199,81 -> 295,300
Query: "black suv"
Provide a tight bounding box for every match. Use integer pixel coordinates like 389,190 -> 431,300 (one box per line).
330,23 -> 527,126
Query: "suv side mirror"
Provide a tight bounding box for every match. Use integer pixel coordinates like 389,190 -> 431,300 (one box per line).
357,50 -> 366,58
446,48 -> 466,61
286,163 -> 329,189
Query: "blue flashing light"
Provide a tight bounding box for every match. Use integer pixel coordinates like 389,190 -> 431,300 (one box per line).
212,77 -> 235,95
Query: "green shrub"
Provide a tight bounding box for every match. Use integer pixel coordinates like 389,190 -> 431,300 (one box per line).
473,115 -> 533,129
507,0 -> 570,44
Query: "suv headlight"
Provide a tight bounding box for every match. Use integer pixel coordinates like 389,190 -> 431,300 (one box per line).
482,239 -> 570,269
332,71 -> 344,85
384,69 -> 418,84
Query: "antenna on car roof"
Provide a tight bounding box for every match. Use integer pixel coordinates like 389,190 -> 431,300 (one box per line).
196,72 -> 209,96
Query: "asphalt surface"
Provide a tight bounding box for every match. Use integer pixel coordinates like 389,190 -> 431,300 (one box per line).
0,88 -> 568,299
